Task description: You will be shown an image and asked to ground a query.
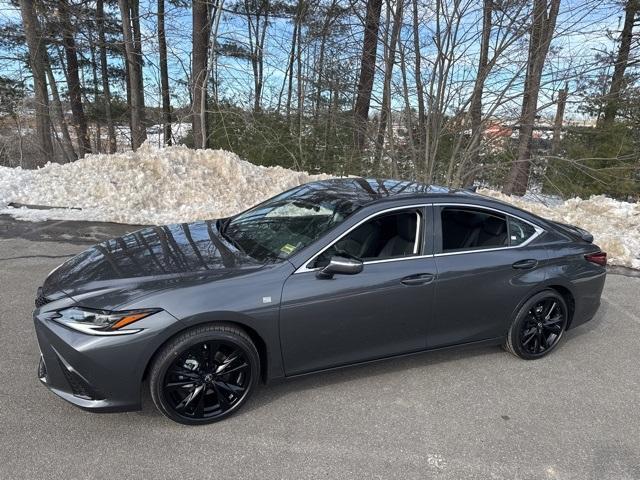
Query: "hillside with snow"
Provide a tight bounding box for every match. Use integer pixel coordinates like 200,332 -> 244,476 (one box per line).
0,144 -> 638,268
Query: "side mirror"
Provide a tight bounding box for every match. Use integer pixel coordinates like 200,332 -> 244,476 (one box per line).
316,256 -> 363,279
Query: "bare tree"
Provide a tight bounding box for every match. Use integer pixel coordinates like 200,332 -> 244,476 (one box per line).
158,0 -> 172,145
18,0 -> 53,161
244,0 -> 270,113
60,0 -> 91,156
460,0 -> 493,186
44,55 -> 76,162
602,0 -> 639,126
411,0 -> 425,144
192,0 -> 210,148
118,0 -> 147,149
551,85 -> 568,154
353,0 -> 383,149
374,0 -> 404,168
504,0 -> 561,196
97,0 -> 117,153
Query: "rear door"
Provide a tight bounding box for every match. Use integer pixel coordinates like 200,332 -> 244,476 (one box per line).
428,204 -> 548,348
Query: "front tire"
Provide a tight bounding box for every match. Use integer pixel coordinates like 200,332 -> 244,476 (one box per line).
149,324 -> 259,425
504,290 -> 568,360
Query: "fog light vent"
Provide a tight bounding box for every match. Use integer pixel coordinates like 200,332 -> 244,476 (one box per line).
56,358 -> 103,400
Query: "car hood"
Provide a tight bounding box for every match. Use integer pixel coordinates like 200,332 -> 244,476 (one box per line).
42,220 -> 267,305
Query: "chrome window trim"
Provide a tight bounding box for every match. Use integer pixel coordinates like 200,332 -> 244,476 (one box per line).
294,204 -> 429,274
433,202 -> 545,256
293,201 -> 546,274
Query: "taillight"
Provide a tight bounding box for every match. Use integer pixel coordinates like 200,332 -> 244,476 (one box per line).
585,251 -> 607,267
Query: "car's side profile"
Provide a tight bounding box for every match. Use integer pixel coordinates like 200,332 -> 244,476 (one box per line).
33,179 -> 607,424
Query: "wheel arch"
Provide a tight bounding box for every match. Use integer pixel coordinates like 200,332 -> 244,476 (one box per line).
141,316 -> 271,387
510,279 -> 576,329
545,284 -> 575,328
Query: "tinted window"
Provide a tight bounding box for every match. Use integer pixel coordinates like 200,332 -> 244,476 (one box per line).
314,209 -> 421,267
441,207 -> 508,252
508,217 -> 536,246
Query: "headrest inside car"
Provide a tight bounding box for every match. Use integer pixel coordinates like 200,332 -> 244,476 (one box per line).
483,216 -> 505,236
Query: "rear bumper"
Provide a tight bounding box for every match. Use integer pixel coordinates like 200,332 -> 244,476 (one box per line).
567,269 -> 606,330
34,308 -> 180,412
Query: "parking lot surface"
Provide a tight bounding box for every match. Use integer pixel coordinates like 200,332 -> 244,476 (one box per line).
0,219 -> 639,479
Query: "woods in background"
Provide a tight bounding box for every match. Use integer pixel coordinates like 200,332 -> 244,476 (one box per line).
1,0 -> 639,200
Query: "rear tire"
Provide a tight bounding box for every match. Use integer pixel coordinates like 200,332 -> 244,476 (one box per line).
504,290 -> 568,360
149,324 -> 259,425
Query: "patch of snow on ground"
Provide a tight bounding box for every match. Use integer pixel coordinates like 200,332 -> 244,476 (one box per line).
0,143 -> 637,268
480,188 -> 640,269
0,143 -> 331,225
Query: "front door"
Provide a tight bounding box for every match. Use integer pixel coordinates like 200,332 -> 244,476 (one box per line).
279,206 -> 436,375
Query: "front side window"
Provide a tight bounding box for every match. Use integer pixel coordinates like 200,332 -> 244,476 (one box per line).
313,209 -> 422,267
441,207 -> 508,252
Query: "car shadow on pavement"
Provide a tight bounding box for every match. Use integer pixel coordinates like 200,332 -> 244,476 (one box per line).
133,303 -> 609,424
134,343 -> 503,423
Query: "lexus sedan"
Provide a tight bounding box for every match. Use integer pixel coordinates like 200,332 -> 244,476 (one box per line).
33,178 -> 606,425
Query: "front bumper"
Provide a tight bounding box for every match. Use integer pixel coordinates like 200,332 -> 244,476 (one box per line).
34,307 -> 181,412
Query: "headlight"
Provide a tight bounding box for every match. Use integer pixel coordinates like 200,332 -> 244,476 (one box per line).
52,307 -> 160,336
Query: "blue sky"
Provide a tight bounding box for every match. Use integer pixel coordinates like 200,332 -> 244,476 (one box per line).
0,0 -> 622,121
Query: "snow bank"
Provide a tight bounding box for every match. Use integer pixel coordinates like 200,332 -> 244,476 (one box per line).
0,143 -> 637,268
0,143 -> 330,225
480,189 -> 640,269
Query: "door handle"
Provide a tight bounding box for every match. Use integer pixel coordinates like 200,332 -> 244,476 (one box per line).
512,259 -> 538,270
401,273 -> 435,286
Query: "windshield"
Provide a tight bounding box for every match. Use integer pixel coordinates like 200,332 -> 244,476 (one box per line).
223,184 -> 361,262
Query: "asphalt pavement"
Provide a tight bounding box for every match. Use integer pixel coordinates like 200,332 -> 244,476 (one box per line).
0,216 -> 639,480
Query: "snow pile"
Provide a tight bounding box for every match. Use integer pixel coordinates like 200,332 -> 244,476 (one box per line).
0,143 -> 637,268
0,143 -> 330,225
480,189 -> 640,269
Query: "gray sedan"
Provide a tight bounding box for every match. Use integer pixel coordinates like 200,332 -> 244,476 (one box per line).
33,178 -> 606,424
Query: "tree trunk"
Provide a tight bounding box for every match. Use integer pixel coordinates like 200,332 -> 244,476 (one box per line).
131,0 -> 146,113
296,3 -> 304,165
411,0 -> 425,145
314,0 -> 337,122
60,0 -> 91,157
158,0 -> 172,145
45,57 -> 77,162
285,2 -> 302,119
353,0 -> 384,149
87,22 -> 102,153
602,0 -> 639,126
18,0 -> 53,162
457,0 -> 492,187
245,0 -> 269,113
503,0 -> 560,196
374,0 -> 403,163
192,0 -> 210,149
97,0 -> 117,153
118,0 -> 147,149
551,85 -> 567,154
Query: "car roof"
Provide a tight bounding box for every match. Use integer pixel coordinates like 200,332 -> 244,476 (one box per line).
311,177 -> 480,205
309,177 -> 543,222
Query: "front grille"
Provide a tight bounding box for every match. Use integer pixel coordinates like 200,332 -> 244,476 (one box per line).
57,358 -> 103,400
35,287 -> 50,308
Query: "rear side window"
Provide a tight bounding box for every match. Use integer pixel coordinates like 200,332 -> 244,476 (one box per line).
508,217 -> 536,246
441,207 -> 508,252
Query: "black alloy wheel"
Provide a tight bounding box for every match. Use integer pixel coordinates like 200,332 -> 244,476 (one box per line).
504,290 -> 568,359
150,324 -> 259,425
